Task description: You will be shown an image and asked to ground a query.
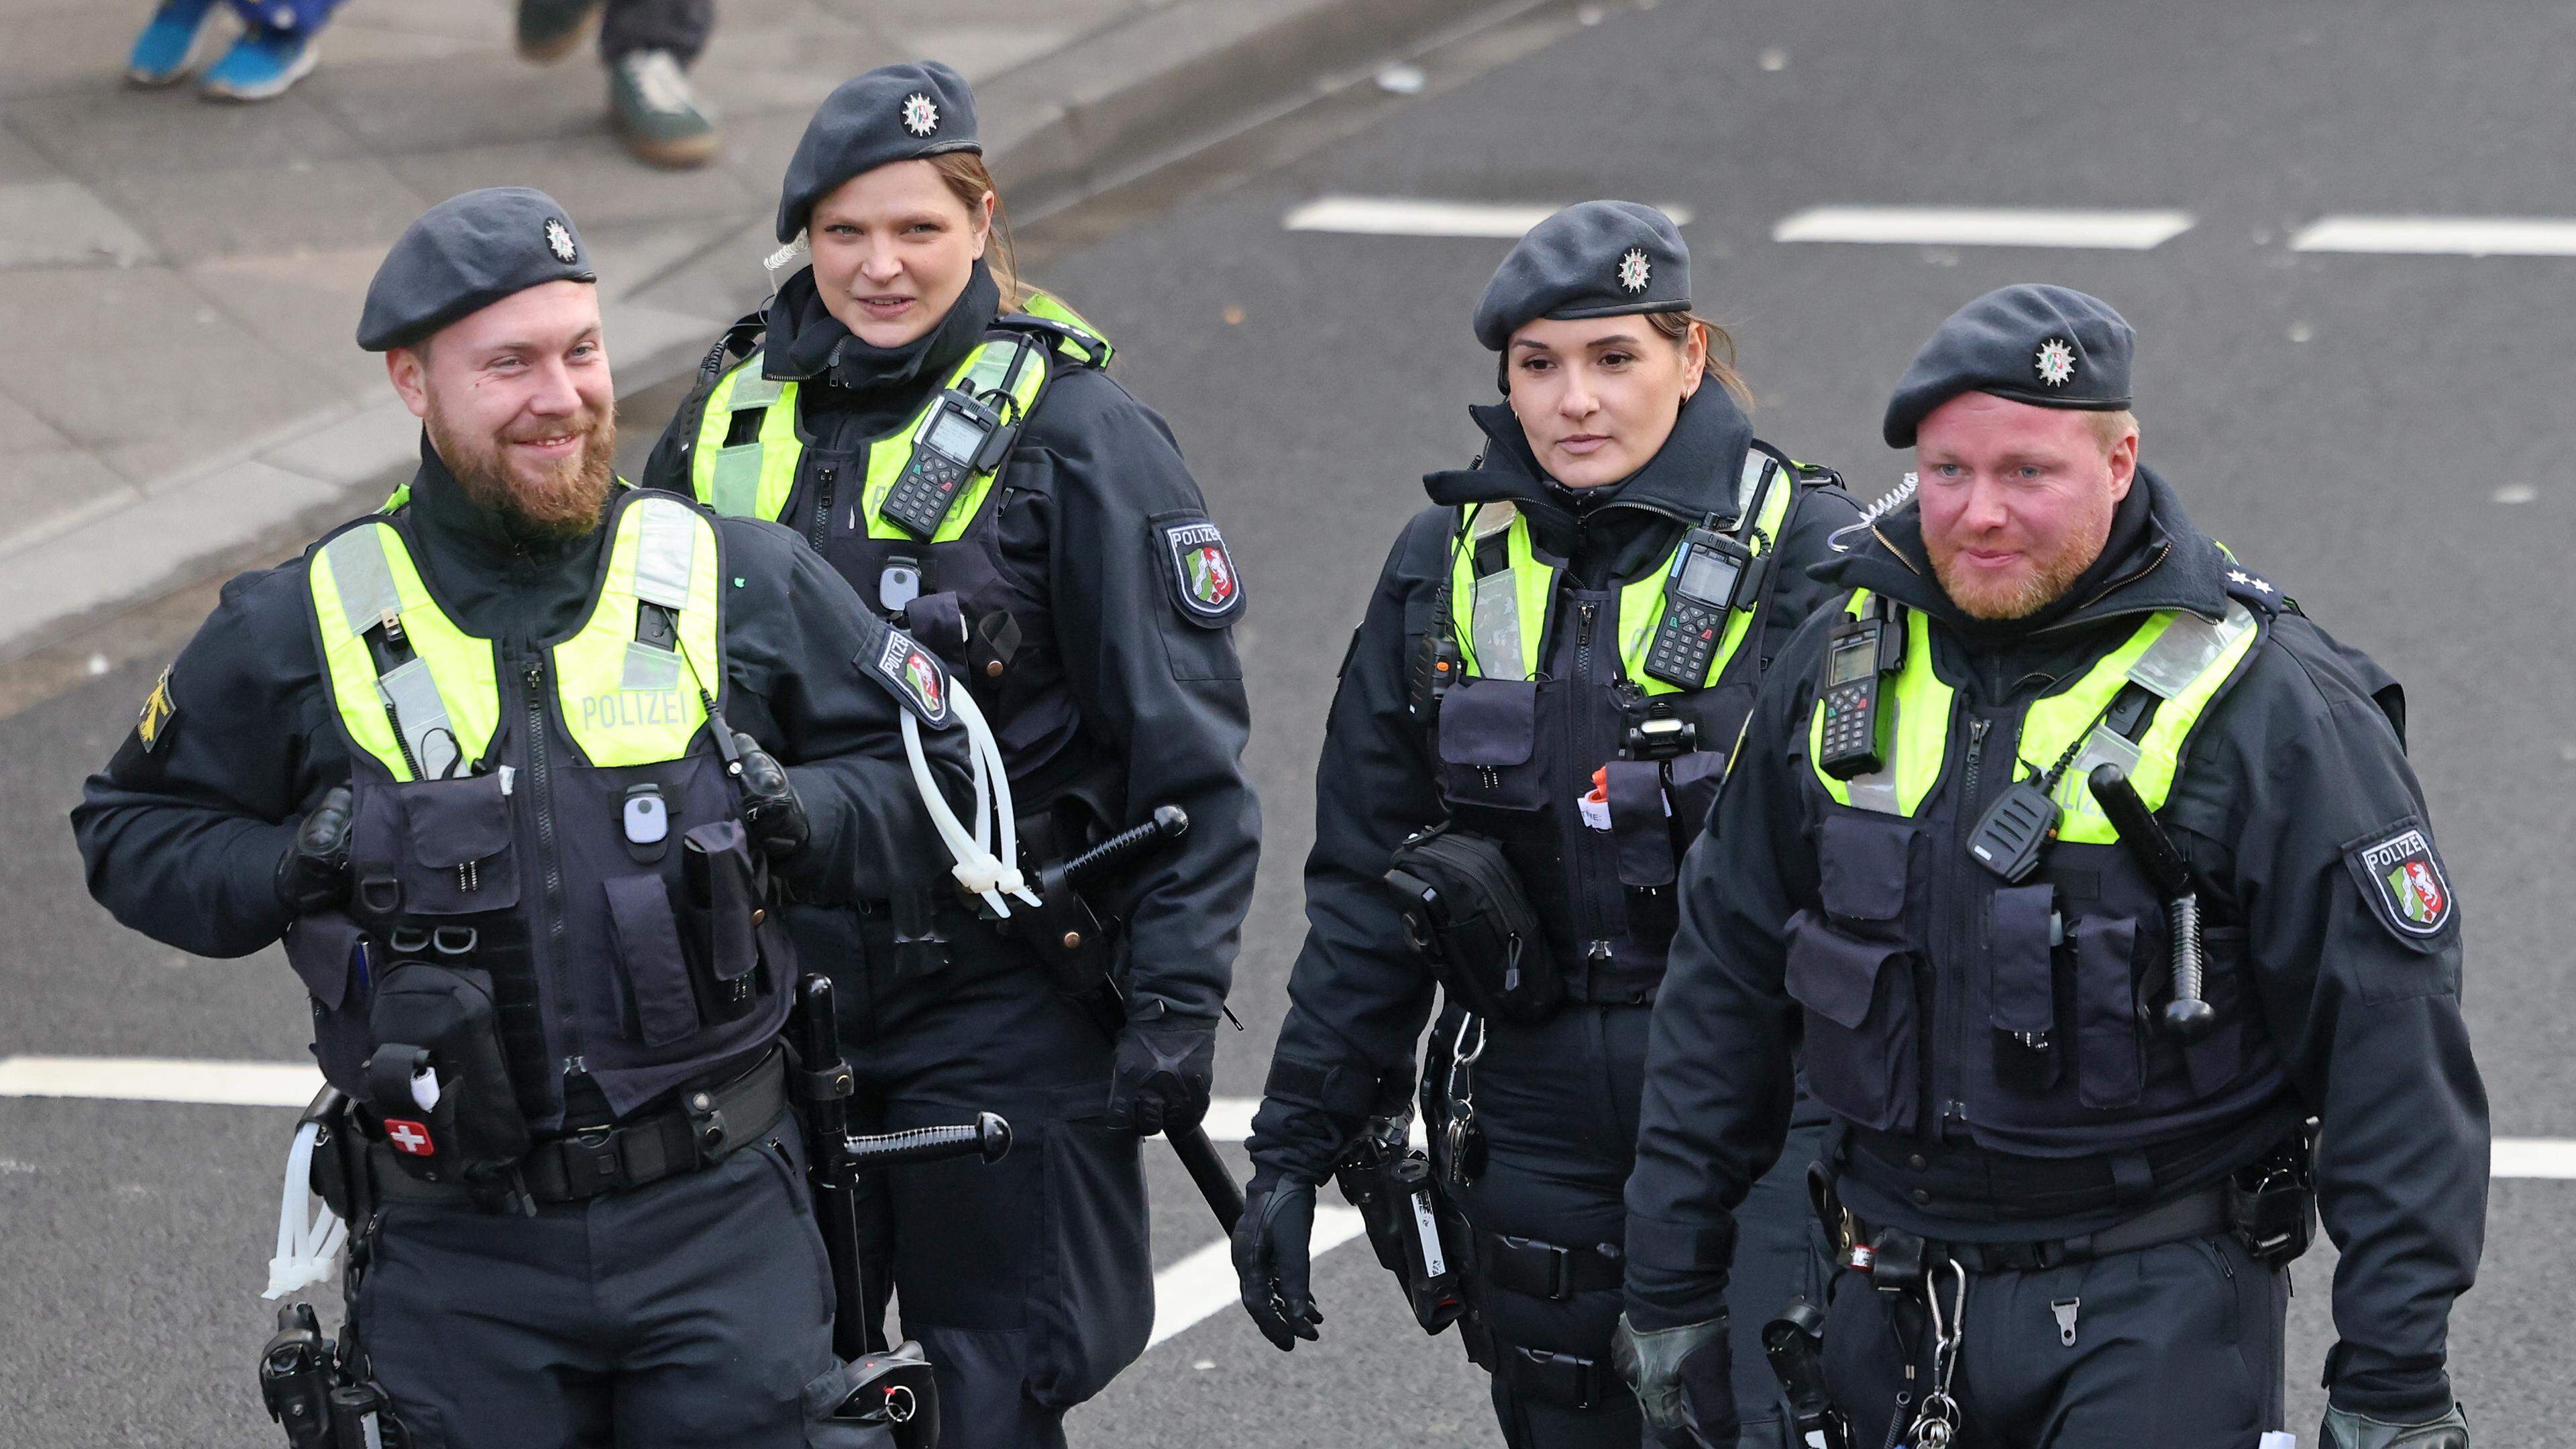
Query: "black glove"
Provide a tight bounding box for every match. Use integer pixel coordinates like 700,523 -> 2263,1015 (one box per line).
1611,1311 -> 1737,1449
272,786 -> 354,915
731,731 -> 809,862
1233,1177 -> 1324,1351
2323,1403 -> 2470,1449
1105,1014 -> 1215,1136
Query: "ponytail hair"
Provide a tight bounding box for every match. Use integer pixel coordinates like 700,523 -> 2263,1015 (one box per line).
926,151 -> 1024,313
1647,311 -> 1754,411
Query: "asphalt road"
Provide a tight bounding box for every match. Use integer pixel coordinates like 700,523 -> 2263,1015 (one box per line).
6,0 -> 2571,1444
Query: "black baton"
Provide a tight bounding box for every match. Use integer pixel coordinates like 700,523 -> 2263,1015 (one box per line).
2086,765 -> 2218,1040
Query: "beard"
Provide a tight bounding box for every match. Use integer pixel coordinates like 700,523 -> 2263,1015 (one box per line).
1927,496 -> 2114,622
425,400 -> 617,539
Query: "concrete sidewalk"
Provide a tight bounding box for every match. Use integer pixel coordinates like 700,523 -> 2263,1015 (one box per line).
0,0 -> 1511,661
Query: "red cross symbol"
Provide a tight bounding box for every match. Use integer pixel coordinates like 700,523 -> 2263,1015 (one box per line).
385,1119 -> 435,1156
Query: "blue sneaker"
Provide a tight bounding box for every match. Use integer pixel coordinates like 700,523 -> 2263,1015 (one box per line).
200,24 -> 319,101
125,0 -> 227,87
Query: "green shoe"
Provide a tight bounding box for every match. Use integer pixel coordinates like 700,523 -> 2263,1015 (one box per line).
610,50 -> 718,168
517,0 -> 604,65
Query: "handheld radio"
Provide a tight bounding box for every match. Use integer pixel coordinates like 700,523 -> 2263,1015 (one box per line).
1817,604 -> 1903,780
877,388 -> 1011,539
1642,527 -> 1758,688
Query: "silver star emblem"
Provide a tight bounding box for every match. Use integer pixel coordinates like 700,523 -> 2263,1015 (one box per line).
544,218 -> 577,264
2253,578 -> 2274,594
1616,248 -> 1652,294
900,93 -> 940,138
2227,570 -> 2250,585
2033,336 -> 2078,388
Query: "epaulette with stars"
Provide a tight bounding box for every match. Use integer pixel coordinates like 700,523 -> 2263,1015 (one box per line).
2218,548 -> 2298,616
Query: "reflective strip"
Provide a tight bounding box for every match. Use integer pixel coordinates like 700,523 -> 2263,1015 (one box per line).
2048,602 -> 2260,843
377,657 -> 462,780
2127,608 -> 2247,699
690,350 -> 802,523
325,526 -> 401,639
633,497 -> 696,609
728,372 -> 784,409
1470,569 -> 1525,680
619,641 -> 682,693
1448,502 -> 1555,681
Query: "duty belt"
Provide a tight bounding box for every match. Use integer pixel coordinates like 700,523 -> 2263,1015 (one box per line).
370,1048 -> 786,1206
1474,1228 -> 1623,1301
1856,1181 -> 2230,1279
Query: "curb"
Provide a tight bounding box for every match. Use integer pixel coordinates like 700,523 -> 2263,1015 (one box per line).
0,0 -> 1533,667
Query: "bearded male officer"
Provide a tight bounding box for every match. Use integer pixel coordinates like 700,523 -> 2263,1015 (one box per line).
72,187 -> 973,1447
1613,285 -> 2484,1449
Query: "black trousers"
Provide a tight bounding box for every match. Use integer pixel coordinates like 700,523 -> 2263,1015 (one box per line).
600,0 -> 712,64
355,1113 -> 838,1449
1429,1003 -> 1833,1449
1820,1230 -> 2290,1448
816,911 -> 1155,1449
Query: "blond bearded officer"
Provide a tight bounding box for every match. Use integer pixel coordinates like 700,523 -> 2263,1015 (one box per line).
72,186 -> 973,1448
1616,285 -> 2483,1449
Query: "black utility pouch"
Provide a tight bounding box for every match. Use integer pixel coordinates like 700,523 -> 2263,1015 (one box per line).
362,960 -> 532,1185
2229,1133 -> 2318,1269
1385,824 -> 1561,1023
680,821 -> 767,1022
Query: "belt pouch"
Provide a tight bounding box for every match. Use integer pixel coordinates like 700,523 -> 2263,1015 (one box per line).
362,959 -> 531,1185
679,821 -> 765,1022
1385,824 -> 1561,1022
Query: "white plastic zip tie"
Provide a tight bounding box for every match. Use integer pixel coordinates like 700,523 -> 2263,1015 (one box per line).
263,1120 -> 347,1299
950,686 -> 1037,908
903,710 -> 1012,915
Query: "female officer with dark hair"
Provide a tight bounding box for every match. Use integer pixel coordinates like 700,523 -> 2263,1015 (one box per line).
1234,203 -> 1850,1448
642,60 -> 1258,1449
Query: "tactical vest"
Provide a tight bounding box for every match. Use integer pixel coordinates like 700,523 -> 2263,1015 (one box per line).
684,293 -> 1110,790
292,489 -> 788,1134
1789,584 -> 2293,1158
1429,451 -> 1804,1003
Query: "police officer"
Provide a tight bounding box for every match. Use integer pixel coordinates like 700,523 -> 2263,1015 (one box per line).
1234,203 -> 1854,1448
641,62 -> 1259,1447
71,187 -> 975,1448
1616,285 -> 2485,1449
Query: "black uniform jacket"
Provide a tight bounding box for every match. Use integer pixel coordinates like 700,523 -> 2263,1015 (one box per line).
72,442 -> 972,962
1245,389 -> 1860,1189
1623,468 -> 2487,1419
643,274 -> 1257,1022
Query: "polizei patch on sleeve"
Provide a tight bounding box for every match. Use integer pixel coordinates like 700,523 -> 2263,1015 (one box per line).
861,627 -> 955,729
1157,515 -> 1245,627
2345,822 -> 2456,941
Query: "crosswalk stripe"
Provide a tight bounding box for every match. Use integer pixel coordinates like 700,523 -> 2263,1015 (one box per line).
1149,1206 -> 1363,1348
2290,215 -> 2576,256
1773,205 -> 2194,250
1284,195 -> 1692,238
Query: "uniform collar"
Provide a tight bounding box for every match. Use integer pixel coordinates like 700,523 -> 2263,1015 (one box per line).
1424,382 -> 1758,529
1816,465 -> 2231,637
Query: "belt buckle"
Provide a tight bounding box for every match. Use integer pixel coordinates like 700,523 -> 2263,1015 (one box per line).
1538,1242 -> 1572,1301
567,1125 -> 622,1194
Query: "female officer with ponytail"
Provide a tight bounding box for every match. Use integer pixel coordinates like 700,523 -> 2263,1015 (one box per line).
642,60 -> 1258,1449
1235,203 -> 1849,1448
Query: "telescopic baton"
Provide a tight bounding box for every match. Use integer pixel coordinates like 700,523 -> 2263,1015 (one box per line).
2085,765 -> 2218,1040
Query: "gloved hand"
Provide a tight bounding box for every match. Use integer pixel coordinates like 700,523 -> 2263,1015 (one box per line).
1611,1311 -> 1737,1449
1233,1177 -> 1324,1351
731,731 -> 810,862
1105,1014 -> 1215,1136
2323,1403 -> 2470,1449
272,786 -> 354,915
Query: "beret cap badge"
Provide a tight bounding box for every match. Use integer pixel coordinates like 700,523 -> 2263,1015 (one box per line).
2033,335 -> 2078,388
544,218 -> 578,265
1616,247 -> 1652,294
900,92 -> 940,138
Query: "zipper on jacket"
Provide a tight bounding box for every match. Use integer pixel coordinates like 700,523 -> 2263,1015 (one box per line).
1576,600 -> 1599,679
808,463 -> 839,550
1933,714 -> 1994,1140
522,655 -> 571,1052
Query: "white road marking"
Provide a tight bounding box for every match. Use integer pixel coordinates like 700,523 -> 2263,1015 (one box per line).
1284,196 -> 1692,238
2493,1138 -> 2576,1179
1772,205 -> 2195,250
0,1055 -> 323,1108
1149,1205 -> 1364,1348
2291,215 -> 2576,257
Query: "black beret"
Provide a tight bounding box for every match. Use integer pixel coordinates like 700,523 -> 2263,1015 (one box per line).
357,187 -> 595,352
1472,201 -> 1690,351
777,61 -> 981,244
1882,284 -> 2135,447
